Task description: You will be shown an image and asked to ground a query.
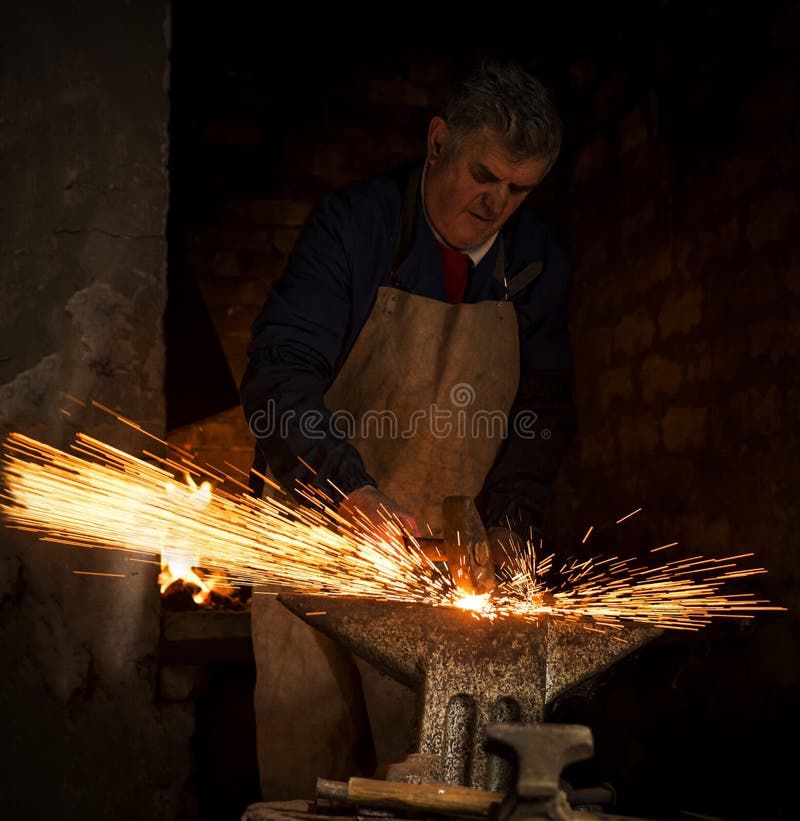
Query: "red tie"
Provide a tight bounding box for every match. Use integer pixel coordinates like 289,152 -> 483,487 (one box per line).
436,242 -> 470,304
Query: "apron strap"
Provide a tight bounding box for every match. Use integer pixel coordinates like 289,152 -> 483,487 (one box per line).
506,259 -> 543,298
493,240 -> 506,293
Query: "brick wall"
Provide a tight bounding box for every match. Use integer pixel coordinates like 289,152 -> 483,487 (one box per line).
166,22 -> 466,474
544,6 -> 800,818
549,4 -> 799,595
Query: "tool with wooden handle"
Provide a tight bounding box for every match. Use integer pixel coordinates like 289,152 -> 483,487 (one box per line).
316,776 -> 625,820
406,496 -> 496,596
317,776 -> 503,817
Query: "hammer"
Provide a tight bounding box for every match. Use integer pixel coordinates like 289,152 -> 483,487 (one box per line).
411,496 -> 496,596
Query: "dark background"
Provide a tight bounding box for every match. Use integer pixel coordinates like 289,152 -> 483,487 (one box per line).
2,1 -> 798,819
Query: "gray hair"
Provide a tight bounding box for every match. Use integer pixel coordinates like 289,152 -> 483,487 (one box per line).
441,63 -> 563,167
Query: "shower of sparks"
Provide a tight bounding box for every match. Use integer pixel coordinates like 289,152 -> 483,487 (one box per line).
1,431 -> 451,606
615,507 -> 642,524
0,431 -> 786,631
651,541 -> 679,553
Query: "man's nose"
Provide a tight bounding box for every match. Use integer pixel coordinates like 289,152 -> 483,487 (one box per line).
482,187 -> 508,218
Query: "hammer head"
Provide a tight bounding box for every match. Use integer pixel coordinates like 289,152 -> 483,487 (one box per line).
441,496 -> 495,596
406,496 -> 496,596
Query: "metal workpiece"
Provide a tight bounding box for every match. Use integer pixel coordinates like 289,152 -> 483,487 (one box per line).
279,595 -> 660,790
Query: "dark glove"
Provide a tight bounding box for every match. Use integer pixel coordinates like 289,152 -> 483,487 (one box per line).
486,526 -> 524,568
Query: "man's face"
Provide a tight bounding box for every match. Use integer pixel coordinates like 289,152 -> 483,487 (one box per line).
424,117 -> 551,250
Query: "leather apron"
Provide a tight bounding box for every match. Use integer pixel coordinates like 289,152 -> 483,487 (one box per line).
252,169 -> 520,799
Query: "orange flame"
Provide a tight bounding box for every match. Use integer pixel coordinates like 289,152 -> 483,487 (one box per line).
158,557 -> 213,604
158,475 -> 220,604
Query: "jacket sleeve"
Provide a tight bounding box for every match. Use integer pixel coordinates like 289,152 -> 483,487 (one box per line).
239,192 -> 377,502
480,231 -> 577,539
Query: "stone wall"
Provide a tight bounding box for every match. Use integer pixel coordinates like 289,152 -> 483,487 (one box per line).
0,3 -> 193,819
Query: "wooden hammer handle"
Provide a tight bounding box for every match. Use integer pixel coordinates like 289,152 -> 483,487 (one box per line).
318,776 -> 504,816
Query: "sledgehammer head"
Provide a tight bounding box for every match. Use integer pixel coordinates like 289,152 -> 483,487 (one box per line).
442,496 -> 495,596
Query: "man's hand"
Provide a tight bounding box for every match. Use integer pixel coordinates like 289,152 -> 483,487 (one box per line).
486,526 -> 524,568
340,485 -> 420,537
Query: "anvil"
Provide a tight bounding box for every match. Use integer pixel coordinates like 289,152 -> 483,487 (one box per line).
279,594 -> 660,791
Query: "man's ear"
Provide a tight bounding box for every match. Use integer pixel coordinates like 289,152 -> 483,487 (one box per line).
427,116 -> 449,165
